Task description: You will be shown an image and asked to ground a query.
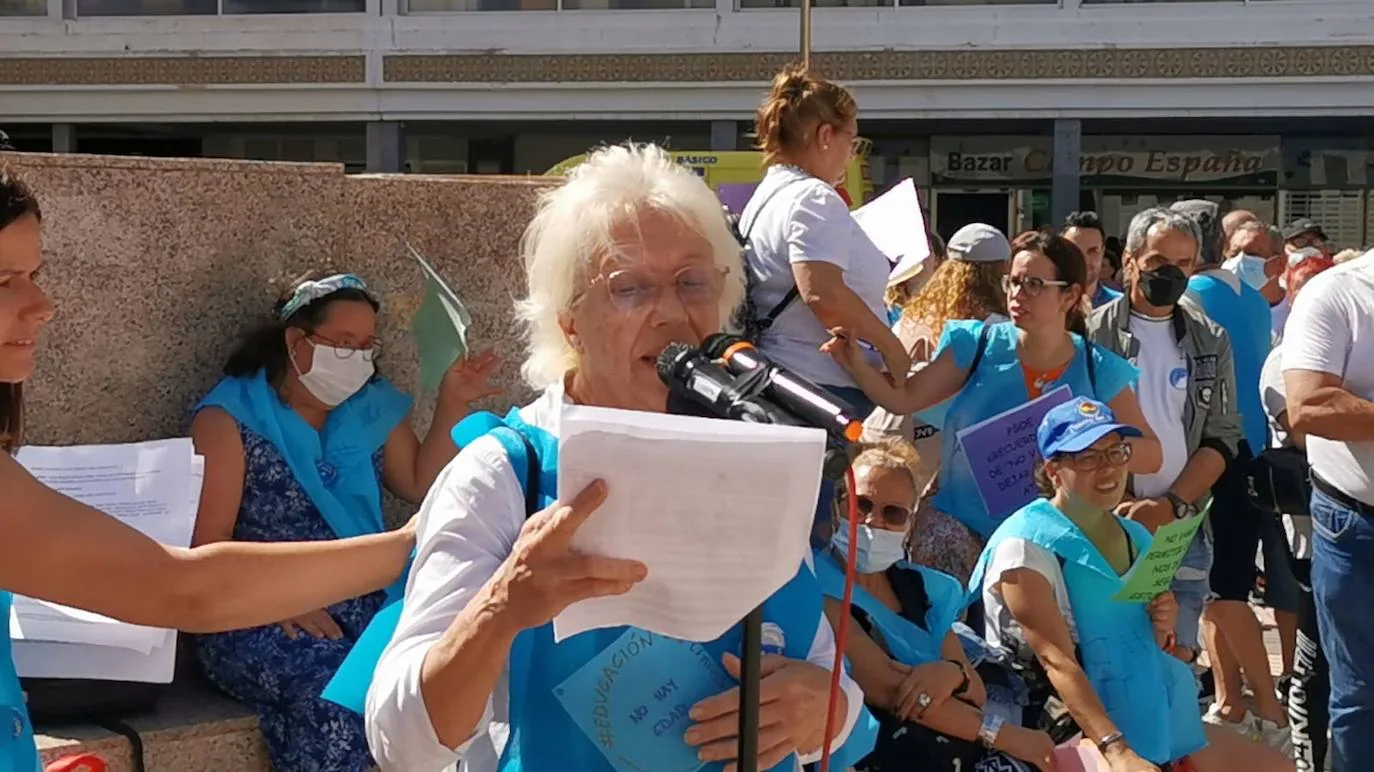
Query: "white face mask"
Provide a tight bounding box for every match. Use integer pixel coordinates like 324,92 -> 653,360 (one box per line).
294,340 -> 374,407
832,518 -> 907,574
1222,253 -> 1271,292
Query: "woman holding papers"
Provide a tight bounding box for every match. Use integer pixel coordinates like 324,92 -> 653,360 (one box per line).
825,230 -> 1159,583
364,143 -> 868,772
970,397 -> 1291,772
0,161 -> 416,772
188,271 -> 498,772
814,438 -> 1056,771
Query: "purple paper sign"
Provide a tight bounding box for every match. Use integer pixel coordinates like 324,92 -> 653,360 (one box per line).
956,386 -> 1073,522
716,183 -> 759,215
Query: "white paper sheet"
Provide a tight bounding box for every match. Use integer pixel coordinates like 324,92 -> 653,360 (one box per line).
551,405 -> 826,643
851,178 -> 932,285
8,440 -> 201,681
11,633 -> 177,684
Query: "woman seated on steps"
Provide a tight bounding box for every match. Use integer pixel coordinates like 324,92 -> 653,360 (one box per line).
189,272 -> 498,772
815,437 -> 1056,772
971,396 -> 1293,772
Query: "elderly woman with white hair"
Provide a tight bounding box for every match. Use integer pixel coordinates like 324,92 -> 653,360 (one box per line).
363,144 -> 867,772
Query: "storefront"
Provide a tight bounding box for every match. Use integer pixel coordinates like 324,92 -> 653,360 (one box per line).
1281,138 -> 1374,248
926,135 -> 1283,241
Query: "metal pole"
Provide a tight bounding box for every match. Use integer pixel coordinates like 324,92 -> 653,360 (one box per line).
736,605 -> 764,772
800,0 -> 812,69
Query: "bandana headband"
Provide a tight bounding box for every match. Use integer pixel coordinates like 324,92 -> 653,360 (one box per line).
280,273 -> 370,321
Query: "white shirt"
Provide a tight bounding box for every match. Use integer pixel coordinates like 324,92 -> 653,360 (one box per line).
743,164 -> 891,388
1282,259 -> 1374,505
364,386 -> 863,772
1128,313 -> 1190,499
1260,345 -> 1312,559
981,539 -> 1077,665
1271,295 -> 1292,343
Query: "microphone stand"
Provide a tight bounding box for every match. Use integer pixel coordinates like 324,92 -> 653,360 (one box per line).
736,443 -> 849,772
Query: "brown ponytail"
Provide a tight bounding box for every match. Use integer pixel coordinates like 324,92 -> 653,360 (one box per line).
1009,229 -> 1090,334
754,64 -> 857,167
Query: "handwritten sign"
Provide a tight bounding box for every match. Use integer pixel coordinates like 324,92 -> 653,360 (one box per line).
1112,507 -> 1208,603
956,386 -> 1073,522
554,629 -> 735,772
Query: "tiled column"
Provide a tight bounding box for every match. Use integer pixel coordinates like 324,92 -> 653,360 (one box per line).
1051,118 -> 1082,229
366,121 -> 403,174
710,120 -> 739,152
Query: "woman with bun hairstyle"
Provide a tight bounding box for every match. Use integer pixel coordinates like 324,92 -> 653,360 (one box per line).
740,64 -> 907,544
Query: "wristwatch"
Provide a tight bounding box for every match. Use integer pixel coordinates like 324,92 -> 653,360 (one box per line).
977,712 -> 1006,748
946,659 -> 971,697
1165,492 -> 1198,520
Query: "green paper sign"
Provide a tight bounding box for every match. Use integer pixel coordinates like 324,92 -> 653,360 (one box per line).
407,243 -> 472,392
1112,506 -> 1208,603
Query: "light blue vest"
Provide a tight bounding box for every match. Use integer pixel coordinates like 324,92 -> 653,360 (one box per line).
968,499 -> 1207,765
325,408 -> 875,772
0,592 -> 42,772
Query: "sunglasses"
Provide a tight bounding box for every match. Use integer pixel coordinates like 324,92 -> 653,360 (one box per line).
844,494 -> 911,527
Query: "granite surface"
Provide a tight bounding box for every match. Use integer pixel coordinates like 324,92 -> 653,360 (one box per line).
1,152 -> 553,523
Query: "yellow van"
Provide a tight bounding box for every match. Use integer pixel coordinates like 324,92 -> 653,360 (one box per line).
545,148 -> 873,210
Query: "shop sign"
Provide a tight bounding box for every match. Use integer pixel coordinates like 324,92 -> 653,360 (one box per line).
932,138 -> 1279,186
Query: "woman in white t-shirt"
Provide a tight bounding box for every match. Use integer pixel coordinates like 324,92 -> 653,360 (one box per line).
739,65 -> 909,419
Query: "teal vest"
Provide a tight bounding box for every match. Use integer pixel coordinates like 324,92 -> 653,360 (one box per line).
813,551 -> 962,770
0,592 -> 42,772
968,499 -> 1207,765
325,408 -> 876,772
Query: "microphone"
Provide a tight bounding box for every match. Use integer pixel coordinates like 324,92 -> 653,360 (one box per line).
656,342 -> 801,427
702,333 -> 865,443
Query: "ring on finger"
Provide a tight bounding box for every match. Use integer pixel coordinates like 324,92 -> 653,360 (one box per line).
916,692 -> 932,708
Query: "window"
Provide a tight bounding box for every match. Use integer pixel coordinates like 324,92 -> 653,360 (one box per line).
0,0 -> 47,15
740,0 -> 1050,8
407,0 -> 707,9
75,0 -> 362,13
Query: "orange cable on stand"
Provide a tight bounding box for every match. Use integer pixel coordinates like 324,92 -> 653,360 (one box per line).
818,463 -> 859,772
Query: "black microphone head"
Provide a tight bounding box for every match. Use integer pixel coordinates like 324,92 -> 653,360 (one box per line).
655,342 -> 698,387
701,332 -> 745,359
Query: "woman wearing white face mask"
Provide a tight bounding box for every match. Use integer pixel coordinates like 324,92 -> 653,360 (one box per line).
188,272 -> 499,772
815,438 -> 1056,771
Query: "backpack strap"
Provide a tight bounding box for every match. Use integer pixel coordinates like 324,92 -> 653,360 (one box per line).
1083,338 -> 1098,396
961,322 -> 992,388
487,426 -> 541,520
740,177 -> 813,333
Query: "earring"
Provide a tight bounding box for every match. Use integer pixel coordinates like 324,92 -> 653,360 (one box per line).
822,144 -> 830,151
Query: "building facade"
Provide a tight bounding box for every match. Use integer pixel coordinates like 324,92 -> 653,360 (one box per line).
3,0 -> 1374,244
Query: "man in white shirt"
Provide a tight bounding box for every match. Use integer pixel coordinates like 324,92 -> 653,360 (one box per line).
1283,254 -> 1374,772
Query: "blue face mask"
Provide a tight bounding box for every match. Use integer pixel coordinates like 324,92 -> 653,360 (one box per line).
1223,253 -> 1272,291
832,518 -> 907,574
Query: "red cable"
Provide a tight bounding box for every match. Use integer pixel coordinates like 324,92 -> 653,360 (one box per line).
818,464 -> 860,772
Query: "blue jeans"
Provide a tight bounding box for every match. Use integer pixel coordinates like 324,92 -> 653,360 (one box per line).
1311,486 -> 1374,771
1171,520 -> 1213,654
812,385 -> 876,548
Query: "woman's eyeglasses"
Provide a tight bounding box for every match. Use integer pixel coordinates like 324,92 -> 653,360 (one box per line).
1002,274 -> 1069,298
593,265 -> 728,313
848,494 -> 911,527
1057,442 -> 1133,472
311,335 -> 381,362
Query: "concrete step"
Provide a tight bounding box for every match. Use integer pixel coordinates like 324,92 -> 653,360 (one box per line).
34,681 -> 268,772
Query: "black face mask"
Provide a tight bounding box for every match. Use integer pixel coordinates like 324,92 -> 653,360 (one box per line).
1138,264 -> 1189,307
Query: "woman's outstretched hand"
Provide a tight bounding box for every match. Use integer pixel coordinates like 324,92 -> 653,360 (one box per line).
486,480 -> 648,633
437,349 -> 502,410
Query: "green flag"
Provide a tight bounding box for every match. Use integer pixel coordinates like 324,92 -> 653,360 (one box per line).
407,243 -> 472,392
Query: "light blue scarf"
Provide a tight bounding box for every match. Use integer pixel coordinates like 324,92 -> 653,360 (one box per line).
197,371 -> 412,539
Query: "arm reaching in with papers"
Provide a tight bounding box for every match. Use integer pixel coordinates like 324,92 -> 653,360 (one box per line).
0,452 -> 414,633
822,326 -> 967,415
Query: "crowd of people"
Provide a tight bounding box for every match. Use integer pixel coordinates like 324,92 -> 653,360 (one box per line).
1,65 -> 1373,772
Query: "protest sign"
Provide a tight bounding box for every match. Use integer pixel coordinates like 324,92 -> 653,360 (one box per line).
1112,507 -> 1208,603
407,243 -> 472,392
957,386 -> 1073,522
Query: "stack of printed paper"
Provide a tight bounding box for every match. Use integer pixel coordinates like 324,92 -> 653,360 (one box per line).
8,438 -> 204,683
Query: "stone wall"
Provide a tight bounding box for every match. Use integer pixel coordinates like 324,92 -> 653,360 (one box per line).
3,152 -> 552,514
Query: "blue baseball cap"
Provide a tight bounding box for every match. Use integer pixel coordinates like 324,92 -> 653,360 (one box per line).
1037,397 -> 1143,457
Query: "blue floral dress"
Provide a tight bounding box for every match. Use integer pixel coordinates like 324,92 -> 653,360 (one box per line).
196,426 -> 387,772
